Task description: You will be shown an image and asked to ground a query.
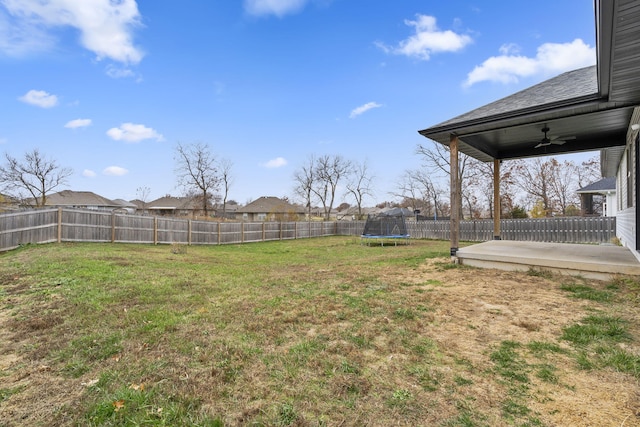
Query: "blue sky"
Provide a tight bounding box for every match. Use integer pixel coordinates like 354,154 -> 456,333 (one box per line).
0,0 -> 597,205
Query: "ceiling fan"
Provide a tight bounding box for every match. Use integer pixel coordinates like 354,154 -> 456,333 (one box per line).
534,126 -> 575,149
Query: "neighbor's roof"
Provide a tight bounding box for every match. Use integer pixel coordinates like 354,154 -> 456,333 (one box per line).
577,177 -> 616,194
146,195 -> 198,210
45,190 -> 119,207
236,196 -> 304,214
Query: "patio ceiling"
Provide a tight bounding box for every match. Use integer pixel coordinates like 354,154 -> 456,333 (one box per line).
418,0 -> 640,163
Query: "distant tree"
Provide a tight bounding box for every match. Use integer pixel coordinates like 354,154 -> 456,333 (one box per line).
395,169 -> 447,219
529,200 -> 548,218
415,141 -> 477,219
293,155 -> 316,220
0,148 -> 72,207
218,158 -> 233,217
513,157 -> 591,217
345,160 -> 374,219
336,202 -> 351,212
174,142 -> 219,217
512,158 -> 556,216
313,154 -> 352,220
565,204 -> 581,216
507,205 -> 528,219
136,186 -> 151,212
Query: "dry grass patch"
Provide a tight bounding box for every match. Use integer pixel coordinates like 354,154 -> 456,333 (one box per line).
0,237 -> 639,426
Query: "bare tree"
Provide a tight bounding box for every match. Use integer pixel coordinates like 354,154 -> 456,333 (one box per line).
293,155 -> 316,220
136,186 -> 151,213
465,160 -> 518,218
313,154 -> 352,220
512,157 -> 588,216
218,158 -> 233,218
512,158 -> 556,216
0,149 -> 72,207
415,141 -> 478,219
174,142 -> 220,217
345,160 -> 374,219
395,169 -> 447,219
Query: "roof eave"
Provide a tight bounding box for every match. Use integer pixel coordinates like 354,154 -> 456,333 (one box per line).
419,94 -> 606,144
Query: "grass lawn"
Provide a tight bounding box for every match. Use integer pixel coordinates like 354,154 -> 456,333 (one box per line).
0,236 -> 639,426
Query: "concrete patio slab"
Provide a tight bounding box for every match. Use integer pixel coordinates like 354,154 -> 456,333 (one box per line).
456,240 -> 640,280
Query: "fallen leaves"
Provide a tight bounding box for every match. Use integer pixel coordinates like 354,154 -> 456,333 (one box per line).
129,382 -> 145,391
113,399 -> 125,412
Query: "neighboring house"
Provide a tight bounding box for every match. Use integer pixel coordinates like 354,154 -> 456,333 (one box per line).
336,206 -> 381,220
577,177 -> 616,217
44,190 -> 121,211
112,199 -> 138,214
145,195 -> 203,217
418,1 -> 640,261
0,193 -> 20,212
214,202 -> 240,220
236,196 -> 305,221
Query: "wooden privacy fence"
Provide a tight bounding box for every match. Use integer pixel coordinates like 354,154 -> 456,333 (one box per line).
407,217 -> 617,244
0,208 -> 616,252
0,208 -> 341,252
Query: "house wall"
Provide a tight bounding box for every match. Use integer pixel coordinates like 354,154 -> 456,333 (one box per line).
616,127 -> 639,261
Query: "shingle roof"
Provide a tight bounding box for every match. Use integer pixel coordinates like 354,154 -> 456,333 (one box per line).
146,195 -> 197,210
45,190 -> 119,207
577,177 -> 616,193
433,66 -> 598,128
236,196 -> 304,214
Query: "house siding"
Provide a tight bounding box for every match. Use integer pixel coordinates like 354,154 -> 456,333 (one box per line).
616,122 -> 639,261
617,208 -> 637,260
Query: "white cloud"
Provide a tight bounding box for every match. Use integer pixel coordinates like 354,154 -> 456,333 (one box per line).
349,101 -> 382,119
65,118 -> 92,129
262,157 -> 288,168
106,64 -> 136,79
0,0 -> 144,64
103,166 -> 128,176
106,123 -> 164,143
18,89 -> 58,108
377,14 -> 472,60
82,169 -> 97,177
464,38 -> 596,87
244,0 -> 307,17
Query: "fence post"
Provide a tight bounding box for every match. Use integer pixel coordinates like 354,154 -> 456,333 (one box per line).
188,219 -> 192,245
57,207 -> 62,243
111,212 -> 116,243
154,216 -> 158,245
218,222 -> 221,245
241,222 -> 245,243
280,222 -> 283,240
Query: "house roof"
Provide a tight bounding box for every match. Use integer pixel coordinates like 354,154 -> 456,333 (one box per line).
236,196 -> 304,214
45,190 -> 119,207
577,177 -> 616,194
146,195 -> 197,210
418,0 -> 640,163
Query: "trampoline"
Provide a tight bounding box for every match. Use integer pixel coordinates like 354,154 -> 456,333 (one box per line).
360,210 -> 410,246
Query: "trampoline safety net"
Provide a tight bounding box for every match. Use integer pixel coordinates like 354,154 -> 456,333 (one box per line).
361,214 -> 408,237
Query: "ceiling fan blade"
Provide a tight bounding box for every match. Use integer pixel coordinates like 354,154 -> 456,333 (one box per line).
550,140 -> 566,145
535,142 -> 550,149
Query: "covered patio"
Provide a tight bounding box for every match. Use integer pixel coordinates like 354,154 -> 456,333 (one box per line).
419,0 -> 640,278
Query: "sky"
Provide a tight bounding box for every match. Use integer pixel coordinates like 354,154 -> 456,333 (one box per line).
0,0 -> 598,206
